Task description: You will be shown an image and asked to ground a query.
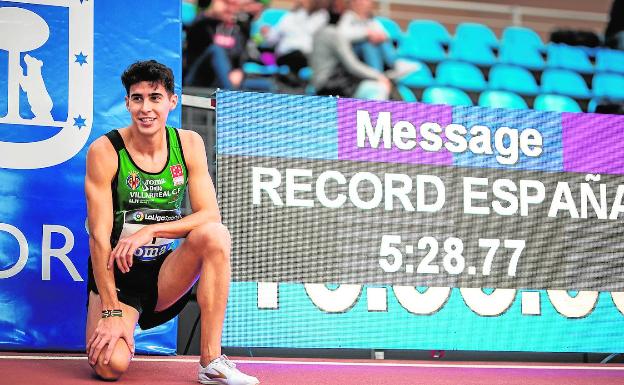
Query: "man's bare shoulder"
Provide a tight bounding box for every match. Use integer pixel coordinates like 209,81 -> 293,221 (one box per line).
88,134 -> 116,154
177,129 -> 207,158
86,134 -> 118,176
177,128 -> 204,147
176,129 -> 209,176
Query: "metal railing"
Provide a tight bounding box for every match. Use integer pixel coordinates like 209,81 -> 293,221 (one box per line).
377,0 -> 608,26
181,93 -> 216,184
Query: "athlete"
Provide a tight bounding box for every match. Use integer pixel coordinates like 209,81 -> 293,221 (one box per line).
84,60 -> 259,385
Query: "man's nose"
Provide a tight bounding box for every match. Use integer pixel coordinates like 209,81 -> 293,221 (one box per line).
140,100 -> 153,112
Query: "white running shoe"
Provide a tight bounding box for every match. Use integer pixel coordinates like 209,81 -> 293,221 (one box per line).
385,59 -> 423,80
198,355 -> 259,385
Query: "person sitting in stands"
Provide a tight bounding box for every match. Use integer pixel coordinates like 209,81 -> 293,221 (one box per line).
337,0 -> 396,71
262,0 -> 329,86
605,0 -> 624,50
310,10 -> 392,100
184,0 -> 273,91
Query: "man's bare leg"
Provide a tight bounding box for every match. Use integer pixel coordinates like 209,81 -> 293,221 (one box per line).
85,291 -> 140,380
155,222 -> 231,365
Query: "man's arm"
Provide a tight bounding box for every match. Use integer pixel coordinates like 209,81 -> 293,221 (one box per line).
109,130 -> 220,264
86,137 -> 120,308
332,28 -> 389,83
155,129 -> 220,235
337,10 -> 368,42
85,136 -> 135,365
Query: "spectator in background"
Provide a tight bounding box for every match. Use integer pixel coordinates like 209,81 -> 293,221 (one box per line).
194,0 -> 267,18
241,0 -> 268,19
605,0 -> 624,50
262,0 -> 329,86
196,0 -> 212,12
237,0 -> 268,31
310,7 -> 392,100
327,0 -> 346,24
184,0 -> 273,91
337,0 -> 395,71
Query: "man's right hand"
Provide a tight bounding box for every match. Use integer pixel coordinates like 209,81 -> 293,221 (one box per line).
108,226 -> 154,273
86,316 -> 135,366
378,75 -> 392,93
229,69 -> 244,89
367,29 -> 387,44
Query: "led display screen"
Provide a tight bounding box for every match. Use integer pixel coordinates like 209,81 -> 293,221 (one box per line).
218,90 -> 624,352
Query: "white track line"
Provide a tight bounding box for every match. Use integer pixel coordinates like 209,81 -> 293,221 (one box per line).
1,355 -> 624,371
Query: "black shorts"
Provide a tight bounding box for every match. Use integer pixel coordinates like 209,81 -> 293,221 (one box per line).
87,250 -> 192,330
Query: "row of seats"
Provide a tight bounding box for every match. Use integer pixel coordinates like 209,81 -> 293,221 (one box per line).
247,9 -> 623,84
185,5 -> 623,113
396,86 -> 587,112
399,61 -> 624,100
381,18 -> 624,75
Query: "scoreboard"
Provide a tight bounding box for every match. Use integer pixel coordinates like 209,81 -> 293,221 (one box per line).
217,90 -> 624,353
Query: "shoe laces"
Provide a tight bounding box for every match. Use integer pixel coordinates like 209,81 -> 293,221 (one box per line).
219,354 -> 237,369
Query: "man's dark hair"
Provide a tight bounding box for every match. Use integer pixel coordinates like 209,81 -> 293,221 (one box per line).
121,60 -> 175,95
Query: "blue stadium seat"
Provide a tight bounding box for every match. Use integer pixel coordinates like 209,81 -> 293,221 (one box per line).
397,34 -> 446,63
448,39 -> 496,67
181,1 -> 197,25
592,73 -> 624,100
435,61 -> 487,92
533,94 -> 582,112
398,20 -> 451,63
406,20 -> 451,45
488,64 -> 539,95
501,26 -> 544,50
587,98 -> 599,113
245,9 -> 289,77
397,84 -> 417,102
422,86 -> 473,106
541,69 -> 592,99
498,44 -> 545,70
478,90 -> 528,109
595,49 -> 624,74
376,16 -> 403,43
242,62 -> 288,76
546,44 -> 593,74
453,22 -> 498,48
298,67 -> 313,81
395,60 -> 434,88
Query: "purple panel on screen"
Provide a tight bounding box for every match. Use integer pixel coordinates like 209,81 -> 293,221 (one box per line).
562,112 -> 624,175
337,98 -> 453,165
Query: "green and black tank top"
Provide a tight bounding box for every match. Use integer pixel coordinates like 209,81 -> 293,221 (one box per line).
105,126 -> 188,262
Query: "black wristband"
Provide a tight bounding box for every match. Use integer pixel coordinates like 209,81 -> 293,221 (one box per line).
101,309 -> 123,318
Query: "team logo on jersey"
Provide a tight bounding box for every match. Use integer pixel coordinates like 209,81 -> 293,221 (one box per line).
170,164 -> 184,186
133,211 -> 144,222
0,0 -> 93,169
126,171 -> 141,190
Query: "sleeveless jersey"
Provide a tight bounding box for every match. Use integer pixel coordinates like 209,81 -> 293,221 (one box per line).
105,126 -> 188,262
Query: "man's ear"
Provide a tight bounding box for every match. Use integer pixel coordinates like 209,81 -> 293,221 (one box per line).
169,93 -> 179,111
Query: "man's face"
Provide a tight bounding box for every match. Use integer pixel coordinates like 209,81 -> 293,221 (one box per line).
351,0 -> 373,16
125,81 -> 177,136
213,0 -> 240,22
299,0 -> 312,11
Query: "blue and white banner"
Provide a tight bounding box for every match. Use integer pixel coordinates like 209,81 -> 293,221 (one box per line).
0,0 -> 182,354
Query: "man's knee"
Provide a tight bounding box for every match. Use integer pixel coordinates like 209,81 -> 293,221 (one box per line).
92,343 -> 131,381
187,223 -> 231,260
